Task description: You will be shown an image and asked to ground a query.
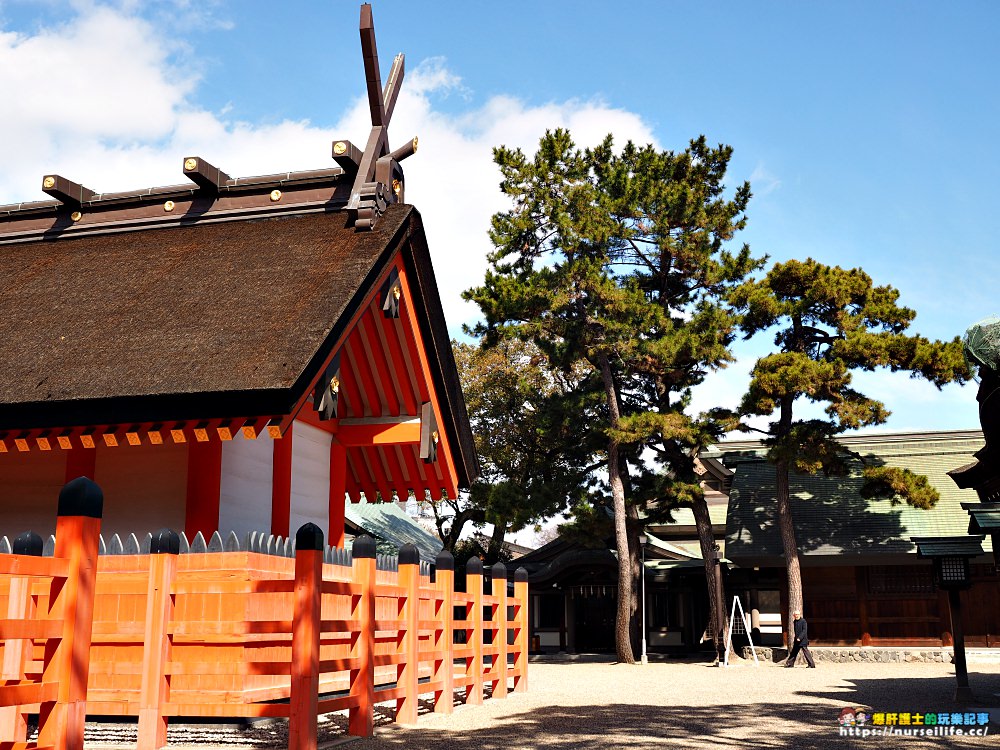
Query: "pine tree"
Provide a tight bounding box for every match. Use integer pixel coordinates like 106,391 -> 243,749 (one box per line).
442,339 -> 596,564
465,129 -> 761,662
729,258 -> 971,645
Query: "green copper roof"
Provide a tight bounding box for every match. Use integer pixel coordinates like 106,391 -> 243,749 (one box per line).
344,499 -> 443,562
721,430 -> 991,565
912,535 -> 985,558
962,502 -> 1000,533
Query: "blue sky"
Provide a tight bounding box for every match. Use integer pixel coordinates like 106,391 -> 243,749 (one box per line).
1,0 -> 996,434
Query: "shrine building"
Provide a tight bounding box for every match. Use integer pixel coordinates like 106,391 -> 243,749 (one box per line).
0,8 -> 477,547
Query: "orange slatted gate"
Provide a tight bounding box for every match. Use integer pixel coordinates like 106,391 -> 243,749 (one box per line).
0,481 -> 529,749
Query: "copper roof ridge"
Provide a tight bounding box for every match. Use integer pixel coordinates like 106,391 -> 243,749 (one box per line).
715,427 -> 985,451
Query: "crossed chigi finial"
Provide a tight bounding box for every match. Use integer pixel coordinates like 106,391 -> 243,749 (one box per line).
332,3 -> 419,230
37,4 -> 417,233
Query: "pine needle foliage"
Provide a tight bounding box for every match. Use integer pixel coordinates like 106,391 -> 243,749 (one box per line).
465,129 -> 763,662
730,257 -> 971,642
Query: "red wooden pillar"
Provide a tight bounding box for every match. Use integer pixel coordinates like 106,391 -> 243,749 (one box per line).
513,567 -> 529,692
396,545 -> 420,724
38,477 -> 103,750
329,440 -> 347,548
138,530 -> 179,750
433,550 -> 455,714
64,447 -> 96,484
490,563 -> 509,699
289,523 -> 324,750
271,425 -> 294,538
184,440 -> 222,540
349,536 -> 376,737
465,558 -> 484,706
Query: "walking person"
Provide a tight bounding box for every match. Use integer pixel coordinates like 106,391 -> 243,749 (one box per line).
784,610 -> 816,668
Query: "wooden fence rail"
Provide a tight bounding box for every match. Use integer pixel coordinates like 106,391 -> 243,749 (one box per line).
0,481 -> 529,750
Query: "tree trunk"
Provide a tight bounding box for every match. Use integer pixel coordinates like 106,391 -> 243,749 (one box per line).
596,353 -> 635,664
626,500 -> 642,657
484,521 -> 507,565
692,495 -> 729,659
774,389 -> 803,649
431,500 -> 480,553
775,458 -> 803,648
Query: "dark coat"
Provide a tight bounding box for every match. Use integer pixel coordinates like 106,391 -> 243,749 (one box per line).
794,617 -> 809,645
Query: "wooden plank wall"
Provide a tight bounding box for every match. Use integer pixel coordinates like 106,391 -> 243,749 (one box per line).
803,564 -> 1000,646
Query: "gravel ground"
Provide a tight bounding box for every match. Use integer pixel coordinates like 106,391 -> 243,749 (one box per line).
342,658 -> 1000,750
82,658 -> 1000,750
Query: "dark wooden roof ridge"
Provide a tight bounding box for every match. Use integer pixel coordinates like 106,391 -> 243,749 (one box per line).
0,166 -> 352,246
0,167 -> 346,215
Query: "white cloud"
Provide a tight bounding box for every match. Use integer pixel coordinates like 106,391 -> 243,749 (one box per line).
749,162 -> 781,196
0,6 -> 656,336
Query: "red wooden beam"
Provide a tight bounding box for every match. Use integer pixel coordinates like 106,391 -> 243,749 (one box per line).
146,424 -> 165,445
56,429 -> 75,450
400,442 -> 441,503
345,334 -> 381,418
336,419 -> 420,447
364,445 -> 394,503
339,350 -> 367,420
375,446 -> 396,502
396,266 -> 460,499
289,534 -> 323,750
345,447 -> 363,503
184,439 -> 222,539
368,299 -> 412,414
329,441 -> 347,548
381,444 -> 410,502
358,312 -> 399,416
357,448 -> 380,502
64,447 -> 97,484
271,423 -> 294,538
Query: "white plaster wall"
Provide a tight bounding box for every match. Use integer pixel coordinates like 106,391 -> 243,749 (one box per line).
289,420 -> 331,537
219,432 -> 274,539
0,450 -> 66,538
95,443 -> 187,538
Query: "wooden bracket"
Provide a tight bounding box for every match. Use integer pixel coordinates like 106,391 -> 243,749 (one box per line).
332,140 -> 363,173
420,402 -> 438,463
381,268 -> 401,318
313,353 -> 342,421
41,175 -> 96,206
182,157 -> 231,193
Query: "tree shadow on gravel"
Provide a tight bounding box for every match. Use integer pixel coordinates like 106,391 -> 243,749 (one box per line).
798,672 -> 1000,712
351,702 -> 890,749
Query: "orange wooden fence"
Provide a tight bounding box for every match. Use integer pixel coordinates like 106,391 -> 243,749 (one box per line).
0,480 -> 529,750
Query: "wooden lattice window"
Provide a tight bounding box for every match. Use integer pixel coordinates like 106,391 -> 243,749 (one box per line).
867,565 -> 935,595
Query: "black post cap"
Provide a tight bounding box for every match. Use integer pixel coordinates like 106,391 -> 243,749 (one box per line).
398,543 -> 420,566
466,556 -> 483,575
352,534 -> 376,559
150,528 -> 180,555
434,549 -> 454,571
58,476 -> 104,519
491,561 -> 507,580
515,567 -> 528,583
295,522 -> 325,552
13,531 -> 43,556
